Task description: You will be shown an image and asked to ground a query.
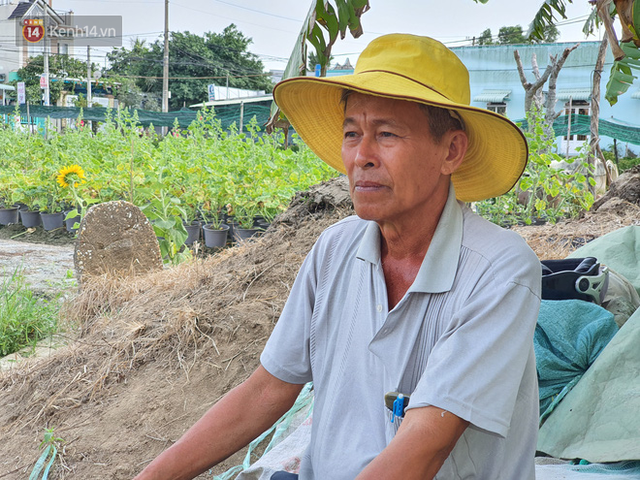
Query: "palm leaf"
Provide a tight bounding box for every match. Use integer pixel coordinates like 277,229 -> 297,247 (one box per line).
527,0 -> 573,41
582,5 -> 601,37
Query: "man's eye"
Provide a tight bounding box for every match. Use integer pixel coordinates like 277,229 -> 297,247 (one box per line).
344,131 -> 357,138
380,131 -> 396,138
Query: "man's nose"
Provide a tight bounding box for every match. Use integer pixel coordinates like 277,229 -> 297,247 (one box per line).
354,134 -> 377,169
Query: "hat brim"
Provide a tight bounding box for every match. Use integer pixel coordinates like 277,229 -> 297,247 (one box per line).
274,72 -> 528,203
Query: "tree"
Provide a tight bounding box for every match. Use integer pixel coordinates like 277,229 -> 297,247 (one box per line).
106,25 -> 273,110
509,0 -> 640,105
498,25 -> 527,44
308,51 -> 334,71
12,54 -> 91,105
477,28 -> 494,45
513,43 -> 579,140
533,24 -> 560,43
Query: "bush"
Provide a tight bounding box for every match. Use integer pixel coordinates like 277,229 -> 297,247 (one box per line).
475,107 -> 594,226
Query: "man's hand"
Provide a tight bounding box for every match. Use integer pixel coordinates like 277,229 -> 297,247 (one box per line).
133,366 -> 303,480
356,406 -> 469,480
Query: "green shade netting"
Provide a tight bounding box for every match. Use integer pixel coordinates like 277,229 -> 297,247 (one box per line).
516,115 -> 640,146
0,103 -> 272,129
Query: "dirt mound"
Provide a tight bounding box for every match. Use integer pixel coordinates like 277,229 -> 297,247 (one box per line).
0,175 -> 638,479
0,177 -> 353,480
593,164 -> 640,212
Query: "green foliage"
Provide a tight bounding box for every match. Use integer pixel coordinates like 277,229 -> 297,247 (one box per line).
12,54 -> 92,105
308,51 -> 335,70
29,428 -> 64,480
140,168 -> 191,265
527,0 -> 574,42
106,26 -> 273,110
475,107 -> 594,226
0,107 -> 338,262
0,267 -> 59,357
602,145 -> 640,172
605,41 -> 640,106
477,28 -> 494,45
268,0 -> 370,122
498,25 -> 527,44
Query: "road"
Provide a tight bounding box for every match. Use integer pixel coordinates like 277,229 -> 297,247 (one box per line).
0,239 -> 75,295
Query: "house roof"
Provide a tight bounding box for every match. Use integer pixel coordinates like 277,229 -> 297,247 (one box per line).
190,94 -> 273,108
557,88 -> 591,102
8,0 -> 64,24
473,89 -> 512,103
632,90 -> 640,100
8,1 -> 33,20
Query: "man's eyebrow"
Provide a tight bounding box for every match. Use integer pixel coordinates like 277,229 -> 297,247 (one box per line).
342,117 -> 404,129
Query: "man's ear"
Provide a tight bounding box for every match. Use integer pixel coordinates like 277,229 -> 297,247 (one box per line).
441,130 -> 468,176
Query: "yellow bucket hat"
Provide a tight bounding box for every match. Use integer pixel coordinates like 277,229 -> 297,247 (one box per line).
273,33 -> 528,203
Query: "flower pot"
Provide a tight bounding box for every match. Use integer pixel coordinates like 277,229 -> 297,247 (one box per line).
234,227 -> 260,243
184,221 -> 201,245
226,220 -> 238,242
64,210 -> 81,233
0,207 -> 19,225
20,209 -> 42,228
41,212 -> 65,231
203,223 -> 230,248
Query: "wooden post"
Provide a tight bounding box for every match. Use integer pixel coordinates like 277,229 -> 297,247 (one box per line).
565,96 -> 573,159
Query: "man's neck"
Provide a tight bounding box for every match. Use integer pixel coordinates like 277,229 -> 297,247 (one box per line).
378,195 -> 449,309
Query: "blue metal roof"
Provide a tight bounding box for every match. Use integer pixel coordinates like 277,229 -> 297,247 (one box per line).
473,89 -> 512,103
557,88 -> 592,101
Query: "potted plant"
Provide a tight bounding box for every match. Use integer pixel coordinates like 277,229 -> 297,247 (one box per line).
201,200 -> 230,249
0,172 -> 20,225
139,172 -> 191,265
13,180 -> 48,228
233,203 -> 260,243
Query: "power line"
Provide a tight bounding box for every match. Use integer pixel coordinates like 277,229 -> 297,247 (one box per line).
103,73 -> 270,80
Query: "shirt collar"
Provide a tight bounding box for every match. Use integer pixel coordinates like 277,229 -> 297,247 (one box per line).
356,183 -> 463,294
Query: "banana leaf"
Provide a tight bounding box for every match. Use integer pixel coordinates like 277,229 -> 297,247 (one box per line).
266,0 -> 370,132
605,41 -> 640,105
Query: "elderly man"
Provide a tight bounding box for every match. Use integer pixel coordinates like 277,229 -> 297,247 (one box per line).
135,34 -> 541,480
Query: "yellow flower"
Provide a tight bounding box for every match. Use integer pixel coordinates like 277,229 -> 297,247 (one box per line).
56,165 -> 86,188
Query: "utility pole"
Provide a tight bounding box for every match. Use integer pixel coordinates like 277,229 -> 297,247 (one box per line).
87,46 -> 92,106
162,0 -> 169,114
43,15 -> 50,106
87,46 -> 92,130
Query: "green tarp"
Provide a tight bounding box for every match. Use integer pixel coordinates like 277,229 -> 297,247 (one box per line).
537,226 -> 640,462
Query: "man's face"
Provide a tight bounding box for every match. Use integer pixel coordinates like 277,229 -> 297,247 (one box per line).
342,93 -> 461,226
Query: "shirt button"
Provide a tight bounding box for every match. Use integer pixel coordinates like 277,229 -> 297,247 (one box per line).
376,304 -> 383,312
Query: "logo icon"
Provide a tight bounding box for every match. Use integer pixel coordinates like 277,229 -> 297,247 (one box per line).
22,18 -> 44,43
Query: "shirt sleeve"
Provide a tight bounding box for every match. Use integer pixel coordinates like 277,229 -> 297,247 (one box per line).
407,255 -> 541,437
260,241 -> 321,385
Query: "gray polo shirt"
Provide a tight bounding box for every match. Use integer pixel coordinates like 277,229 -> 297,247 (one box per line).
261,186 -> 541,479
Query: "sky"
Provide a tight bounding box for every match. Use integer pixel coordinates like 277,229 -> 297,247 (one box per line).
51,0 -> 604,73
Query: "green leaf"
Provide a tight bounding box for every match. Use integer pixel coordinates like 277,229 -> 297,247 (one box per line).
605,44 -> 640,106
527,0 -> 572,41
